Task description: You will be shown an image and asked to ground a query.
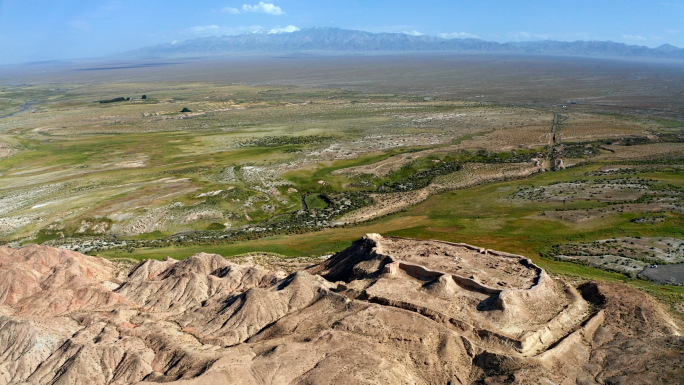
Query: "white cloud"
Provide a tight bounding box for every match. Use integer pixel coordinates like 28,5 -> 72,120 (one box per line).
242,2 -> 284,15
184,25 -> 264,38
508,31 -> 551,41
621,34 -> 648,41
269,25 -> 300,34
221,7 -> 241,14
438,32 -> 478,39
191,25 -> 221,33
403,30 -> 423,36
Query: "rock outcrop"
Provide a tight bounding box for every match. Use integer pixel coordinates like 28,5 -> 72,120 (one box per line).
0,236 -> 681,384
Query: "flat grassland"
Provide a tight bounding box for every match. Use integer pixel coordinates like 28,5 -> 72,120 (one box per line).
1,54 -> 684,313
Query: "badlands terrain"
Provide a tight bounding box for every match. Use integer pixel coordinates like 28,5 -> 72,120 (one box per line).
1,54 -> 684,383
0,235 -> 682,384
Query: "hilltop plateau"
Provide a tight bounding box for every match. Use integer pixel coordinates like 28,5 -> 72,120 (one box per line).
0,235 -> 682,384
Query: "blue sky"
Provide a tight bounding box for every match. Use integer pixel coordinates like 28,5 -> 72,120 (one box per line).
1,0 -> 683,65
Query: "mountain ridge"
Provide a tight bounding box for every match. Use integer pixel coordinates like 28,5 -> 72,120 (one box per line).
129,27 -> 684,60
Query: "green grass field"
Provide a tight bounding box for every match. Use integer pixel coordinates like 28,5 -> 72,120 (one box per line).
96,162 -> 684,312
96,163 -> 684,260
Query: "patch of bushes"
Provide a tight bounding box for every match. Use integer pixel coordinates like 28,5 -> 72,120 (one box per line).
98,97 -> 128,104
206,223 -> 226,231
377,161 -> 462,192
234,135 -> 335,148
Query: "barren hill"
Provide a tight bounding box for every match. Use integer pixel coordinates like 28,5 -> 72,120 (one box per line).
0,235 -> 682,384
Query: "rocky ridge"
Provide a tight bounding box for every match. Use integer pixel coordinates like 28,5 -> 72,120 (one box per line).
131,27 -> 684,61
0,235 -> 682,384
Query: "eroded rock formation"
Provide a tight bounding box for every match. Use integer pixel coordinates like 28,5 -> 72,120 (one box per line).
0,235 -> 681,384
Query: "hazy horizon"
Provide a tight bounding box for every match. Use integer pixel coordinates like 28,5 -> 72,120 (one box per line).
1,0 -> 683,65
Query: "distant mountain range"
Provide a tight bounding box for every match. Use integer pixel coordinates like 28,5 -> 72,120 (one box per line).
129,27 -> 684,61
